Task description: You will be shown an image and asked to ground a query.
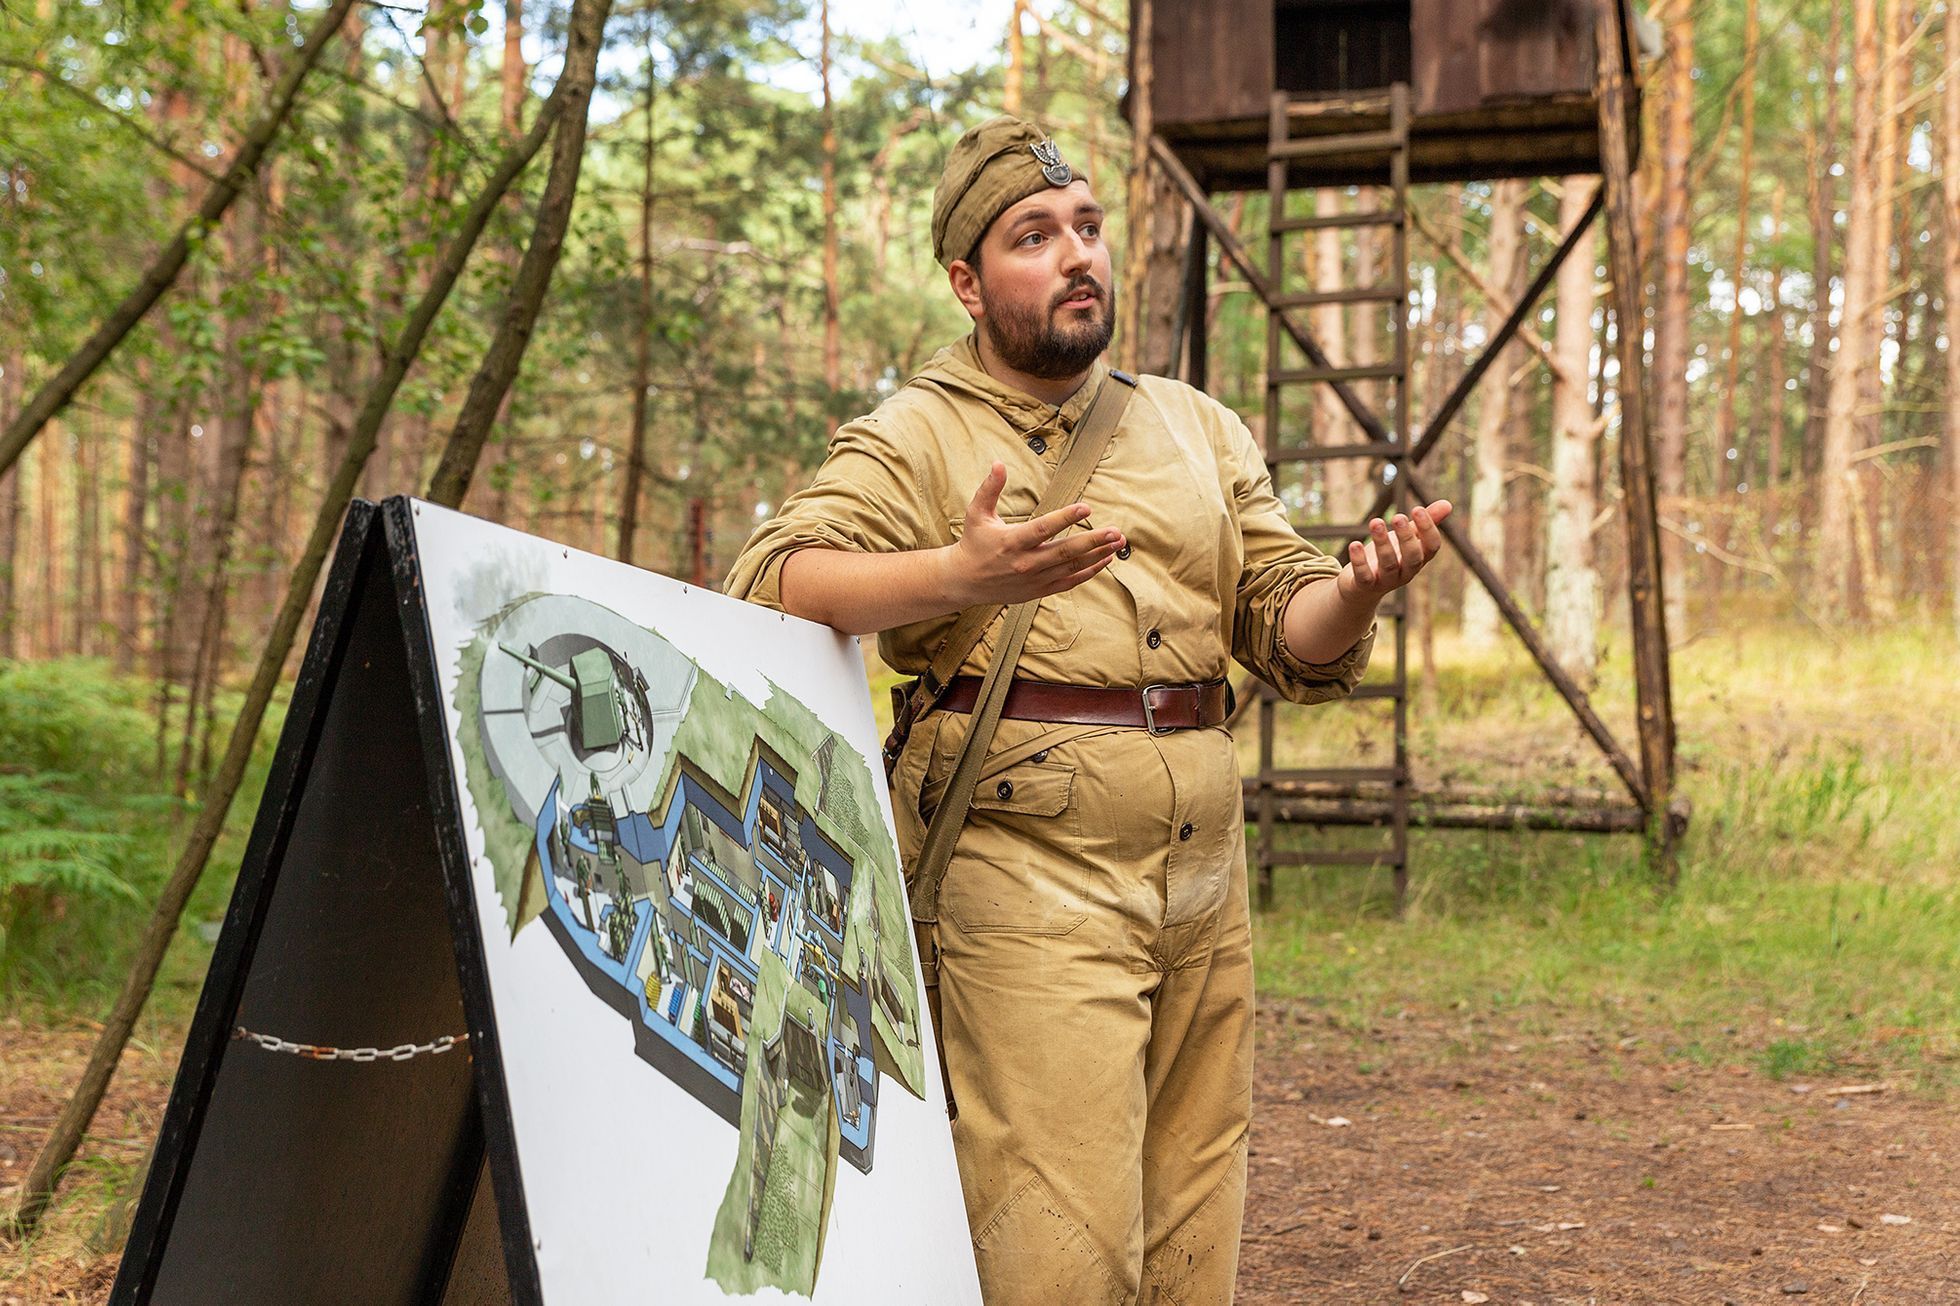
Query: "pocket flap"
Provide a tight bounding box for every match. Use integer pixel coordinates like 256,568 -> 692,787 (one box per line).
968,761 -> 1074,817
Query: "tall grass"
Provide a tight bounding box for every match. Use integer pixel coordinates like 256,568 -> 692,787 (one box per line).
1247,621 -> 1960,1083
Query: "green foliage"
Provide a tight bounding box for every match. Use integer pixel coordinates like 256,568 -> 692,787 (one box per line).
0,659 -> 283,1013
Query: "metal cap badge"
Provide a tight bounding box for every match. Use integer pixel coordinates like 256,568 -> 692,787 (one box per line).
1031,139 -> 1073,187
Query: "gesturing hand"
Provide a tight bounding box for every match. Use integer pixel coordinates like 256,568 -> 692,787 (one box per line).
1337,500 -> 1453,601
946,461 -> 1128,607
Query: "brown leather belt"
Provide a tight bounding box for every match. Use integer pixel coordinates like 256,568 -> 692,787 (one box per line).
935,675 -> 1233,734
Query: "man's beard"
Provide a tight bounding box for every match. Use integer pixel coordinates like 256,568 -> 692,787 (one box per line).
978,274 -> 1117,381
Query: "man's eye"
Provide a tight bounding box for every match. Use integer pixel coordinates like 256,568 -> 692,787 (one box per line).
1019,231 -> 1045,246
1081,224 -> 1101,239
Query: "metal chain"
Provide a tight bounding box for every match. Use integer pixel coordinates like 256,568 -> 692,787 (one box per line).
231,1024 -> 469,1063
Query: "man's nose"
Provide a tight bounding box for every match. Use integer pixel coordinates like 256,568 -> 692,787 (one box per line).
1056,226 -> 1092,275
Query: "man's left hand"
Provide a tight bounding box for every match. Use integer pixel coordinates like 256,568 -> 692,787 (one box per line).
1337,500 -> 1453,602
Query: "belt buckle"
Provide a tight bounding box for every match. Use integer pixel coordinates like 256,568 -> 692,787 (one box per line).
1141,683 -> 1174,735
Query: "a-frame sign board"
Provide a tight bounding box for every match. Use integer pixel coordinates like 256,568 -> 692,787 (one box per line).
115,498 -> 979,1304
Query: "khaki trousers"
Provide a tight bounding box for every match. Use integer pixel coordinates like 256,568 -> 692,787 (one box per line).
914,723 -> 1253,1306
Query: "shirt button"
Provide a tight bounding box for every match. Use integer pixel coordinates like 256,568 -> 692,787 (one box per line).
1146,628 -> 1162,649
1179,822 -> 1194,841
1031,750 -> 1049,763
996,780 -> 1014,800
1027,434 -> 1047,454
1116,545 -> 1131,560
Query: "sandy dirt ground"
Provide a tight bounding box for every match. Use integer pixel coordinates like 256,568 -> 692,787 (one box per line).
6,1008 -> 1956,1304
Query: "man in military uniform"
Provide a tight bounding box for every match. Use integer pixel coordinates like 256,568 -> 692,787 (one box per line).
726,116 -> 1450,1304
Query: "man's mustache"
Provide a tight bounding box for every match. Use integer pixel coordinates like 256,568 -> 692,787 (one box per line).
1053,276 -> 1107,309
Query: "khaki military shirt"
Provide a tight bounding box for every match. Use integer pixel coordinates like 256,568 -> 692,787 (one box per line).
725,337 -> 1372,912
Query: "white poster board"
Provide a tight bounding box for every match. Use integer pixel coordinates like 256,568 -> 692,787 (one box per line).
411,501 -> 981,1303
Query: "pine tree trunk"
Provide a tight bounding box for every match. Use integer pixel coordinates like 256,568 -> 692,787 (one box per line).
0,347 -> 19,658
1946,0 -> 1960,632
1714,0 -> 1758,494
1119,0 -> 1153,373
1651,8 -> 1694,638
1463,179 -> 1527,649
1820,0 -> 1881,613
1544,179 -> 1600,681
819,0 -> 841,436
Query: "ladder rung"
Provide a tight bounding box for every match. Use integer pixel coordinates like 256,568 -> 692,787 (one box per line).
1257,766 -> 1402,784
1271,287 -> 1405,309
1261,849 -> 1403,868
1272,207 -> 1406,234
1345,682 -> 1403,701
1270,362 -> 1404,386
1270,129 -> 1405,160
1266,440 -> 1407,464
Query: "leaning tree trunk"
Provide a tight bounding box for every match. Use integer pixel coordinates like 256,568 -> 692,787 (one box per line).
425,0 -> 612,509
617,46 -> 655,565
0,0 -> 355,483
4,74 -> 572,1241
1463,178 -> 1527,649
1543,179 -> 1600,682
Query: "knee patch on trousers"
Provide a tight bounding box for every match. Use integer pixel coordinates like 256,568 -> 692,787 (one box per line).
973,1172 -> 1125,1306
1141,1133 -> 1249,1306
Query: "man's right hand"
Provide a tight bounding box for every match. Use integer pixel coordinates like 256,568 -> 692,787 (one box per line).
941,461 -> 1127,607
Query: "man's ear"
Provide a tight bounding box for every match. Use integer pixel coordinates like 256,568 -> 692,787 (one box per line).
948,259 -> 985,322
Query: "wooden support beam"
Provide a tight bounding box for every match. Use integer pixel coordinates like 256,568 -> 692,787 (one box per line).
1400,466 -> 1648,809
1150,134 -> 1393,444
1594,0 -> 1680,881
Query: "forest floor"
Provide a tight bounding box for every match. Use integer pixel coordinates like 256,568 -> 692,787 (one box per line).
5,618 -> 1957,1302
6,1004 -> 1959,1304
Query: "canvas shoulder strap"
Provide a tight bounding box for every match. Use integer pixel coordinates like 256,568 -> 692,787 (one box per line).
904,368 -> 1137,925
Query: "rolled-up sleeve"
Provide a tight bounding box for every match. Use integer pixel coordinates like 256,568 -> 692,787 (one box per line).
723,415 -> 931,612
1223,412 -> 1374,704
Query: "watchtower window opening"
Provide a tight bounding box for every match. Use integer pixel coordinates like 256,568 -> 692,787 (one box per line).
1275,0 -> 1411,98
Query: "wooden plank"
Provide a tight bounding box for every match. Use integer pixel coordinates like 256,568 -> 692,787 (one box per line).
1270,128 -> 1405,160
1272,362 -> 1404,385
1143,0 -> 1271,127
1270,286 -> 1405,308
1412,0 -> 1484,115
1265,439 -> 1406,463
1272,207 -> 1405,232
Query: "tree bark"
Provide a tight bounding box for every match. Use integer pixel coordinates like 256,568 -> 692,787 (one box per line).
0,348 -> 19,657
1650,7 -> 1693,638
1820,0 -> 1881,613
617,43 -> 655,565
1544,179 -> 1600,681
1947,0 -> 1960,632
1119,0 -> 1153,374
1463,179 -> 1528,649
0,0 -> 356,482
1714,0 -> 1758,492
5,67 -> 570,1241
1004,0 -> 1026,115
425,0 -> 612,509
1802,3 -> 1844,501
819,0 -> 841,437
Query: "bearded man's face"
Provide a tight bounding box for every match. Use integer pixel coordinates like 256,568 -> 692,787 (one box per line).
962,181 -> 1117,380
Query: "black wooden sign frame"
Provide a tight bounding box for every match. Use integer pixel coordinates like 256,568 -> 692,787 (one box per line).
114,498 -> 539,1306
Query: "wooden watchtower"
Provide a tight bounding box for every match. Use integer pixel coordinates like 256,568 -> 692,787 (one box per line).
1128,0 -> 1682,904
